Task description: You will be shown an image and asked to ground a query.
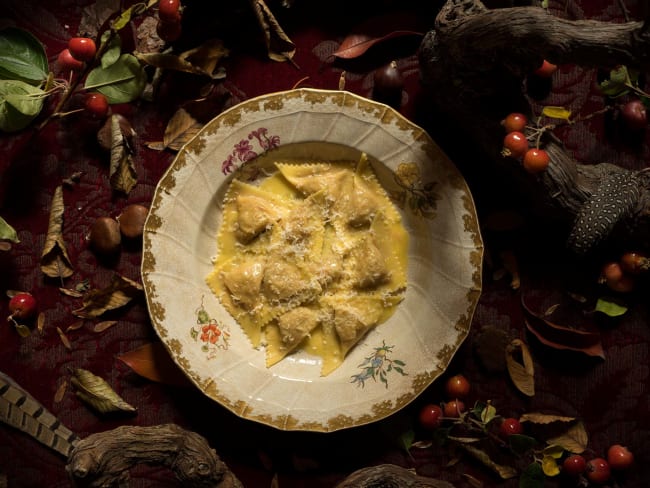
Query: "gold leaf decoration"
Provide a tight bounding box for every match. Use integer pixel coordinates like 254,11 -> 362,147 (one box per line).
70,368 -> 136,414
73,274 -> 143,318
505,338 -> 535,396
40,185 -> 74,278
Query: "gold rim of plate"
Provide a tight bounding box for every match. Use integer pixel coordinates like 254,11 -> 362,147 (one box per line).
141,88 -> 484,432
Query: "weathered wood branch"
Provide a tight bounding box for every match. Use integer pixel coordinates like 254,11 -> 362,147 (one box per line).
419,0 -> 650,255
65,424 -> 243,488
335,464 -> 455,488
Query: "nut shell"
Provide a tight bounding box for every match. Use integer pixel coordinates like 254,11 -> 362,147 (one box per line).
89,216 -> 121,255
118,204 -> 148,239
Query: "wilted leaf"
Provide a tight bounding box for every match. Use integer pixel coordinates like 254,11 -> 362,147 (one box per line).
53,380 -> 67,403
40,186 -> 74,279
85,53 -> 146,104
36,312 -> 45,334
599,65 -> 632,98
480,403 -> 497,424
543,444 -> 565,459
70,368 -> 136,414
135,38 -> 229,78
332,30 -> 423,60
520,412 -> 575,424
56,326 -> 72,350
541,106 -> 572,120
522,299 -> 605,358
508,434 -> 537,455
162,108 -> 201,150
458,444 -> 517,479
0,216 -> 19,243
594,297 -> 628,317
93,320 -> 117,333
109,115 -> 137,194
505,338 -> 535,396
461,473 -> 483,488
72,274 -> 143,318
65,320 -> 85,332
250,0 -> 296,62
59,287 -> 84,298
13,323 -> 30,337
547,421 -> 588,454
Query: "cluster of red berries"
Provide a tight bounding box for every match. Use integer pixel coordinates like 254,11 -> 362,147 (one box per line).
56,36 -> 110,119
500,112 -> 550,174
600,251 -> 648,293
156,0 -> 183,42
418,374 -> 471,429
562,444 -> 634,484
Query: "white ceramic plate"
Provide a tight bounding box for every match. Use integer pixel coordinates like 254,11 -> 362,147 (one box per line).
142,88 -> 483,432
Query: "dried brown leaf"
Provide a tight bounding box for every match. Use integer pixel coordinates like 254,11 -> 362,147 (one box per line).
520,412 -> 576,424
70,368 -> 136,414
547,421 -> 589,454
59,287 -> 84,298
56,327 -> 72,350
462,474 -> 484,488
36,312 -> 45,334
93,320 -> 117,333
458,444 -> 518,479
135,39 -> 229,78
474,326 -> 509,373
40,186 -> 74,278
0,242 -> 11,251
65,320 -> 85,332
53,380 -> 67,403
505,338 -> 535,396
250,0 -> 296,62
332,30 -> 423,60
117,342 -> 192,387
544,303 -> 560,316
522,299 -> 605,358
62,171 -> 83,187
72,274 -> 143,318
499,249 -> 520,290
109,117 -> 137,195
13,323 -> 30,337
162,108 -> 202,151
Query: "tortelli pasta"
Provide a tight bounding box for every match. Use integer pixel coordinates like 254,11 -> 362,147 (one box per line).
206,153 -> 408,376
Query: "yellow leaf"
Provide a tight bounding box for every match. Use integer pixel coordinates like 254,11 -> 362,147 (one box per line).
543,444 -> 565,459
70,368 -> 136,414
542,106 -> 572,120
542,455 -> 560,477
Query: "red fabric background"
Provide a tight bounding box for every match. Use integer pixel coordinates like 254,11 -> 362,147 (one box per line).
1,1 -> 649,487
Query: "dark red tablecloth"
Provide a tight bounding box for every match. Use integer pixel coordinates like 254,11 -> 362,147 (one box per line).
1,1 -> 649,487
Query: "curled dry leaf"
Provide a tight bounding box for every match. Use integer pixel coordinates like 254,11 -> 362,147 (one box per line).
56,327 -> 72,350
135,39 -> 229,78
519,412 -> 576,424
522,299 -> 605,358
161,108 -> 201,151
13,323 -> 30,338
40,186 -> 74,279
117,341 -> 192,387
70,368 -> 136,414
36,312 -> 45,334
93,320 -> 117,333
250,0 -> 296,62
332,30 -> 424,60
546,421 -> 589,454
65,320 -> 85,332
59,287 -> 84,298
458,444 -> 517,480
474,326 -> 510,373
72,274 -> 143,319
109,115 -> 137,195
54,380 -> 67,403
505,338 -> 535,397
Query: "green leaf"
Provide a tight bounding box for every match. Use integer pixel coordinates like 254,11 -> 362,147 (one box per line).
595,297 -> 628,317
508,434 -> 537,455
100,31 -> 121,69
0,28 -> 48,84
480,403 -> 497,425
84,54 -> 146,103
519,462 -> 545,488
599,65 -> 632,98
0,215 -> 19,243
0,79 -> 45,132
